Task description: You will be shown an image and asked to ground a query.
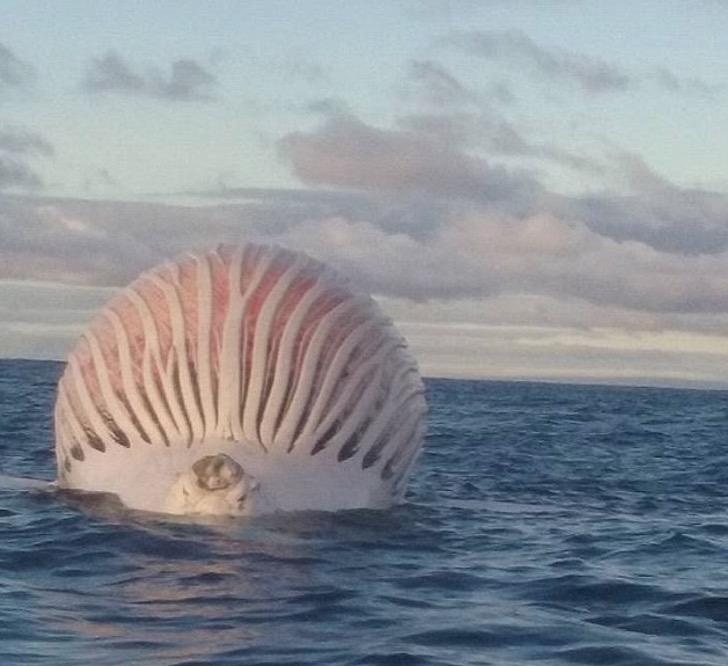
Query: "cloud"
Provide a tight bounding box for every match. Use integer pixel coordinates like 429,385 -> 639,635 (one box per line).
0,157 -> 42,189
444,29 -> 633,94
4,186 -> 728,320
278,112 -> 542,202
268,210 -> 728,315
403,59 -> 477,107
653,67 -> 720,98
5,192 -> 728,387
443,30 -> 720,98
535,151 -> 728,256
0,196 -> 266,285
0,43 -> 34,90
273,110 -> 728,315
3,82 -> 728,365
0,126 -> 54,191
396,57 -> 599,172
282,58 -> 329,85
82,51 -> 218,101
279,110 -> 728,259
567,186 -> 728,256
401,60 -> 515,111
396,111 -> 604,174
0,126 -> 54,157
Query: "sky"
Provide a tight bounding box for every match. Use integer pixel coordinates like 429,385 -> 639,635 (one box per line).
2,0 -> 728,388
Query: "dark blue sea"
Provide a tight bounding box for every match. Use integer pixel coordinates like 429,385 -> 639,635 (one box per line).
1,359 -> 727,666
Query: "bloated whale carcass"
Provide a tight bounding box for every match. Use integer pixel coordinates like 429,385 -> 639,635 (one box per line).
54,244 -> 426,516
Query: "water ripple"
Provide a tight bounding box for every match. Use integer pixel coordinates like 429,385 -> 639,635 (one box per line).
2,362 -> 728,665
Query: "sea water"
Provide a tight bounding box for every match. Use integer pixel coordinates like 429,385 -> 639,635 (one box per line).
1,359 -> 727,665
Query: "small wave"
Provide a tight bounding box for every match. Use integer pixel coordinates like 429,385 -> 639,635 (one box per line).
552,645 -> 688,666
663,596 -> 728,625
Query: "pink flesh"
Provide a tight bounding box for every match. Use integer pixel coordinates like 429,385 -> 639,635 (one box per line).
66,247 -> 354,440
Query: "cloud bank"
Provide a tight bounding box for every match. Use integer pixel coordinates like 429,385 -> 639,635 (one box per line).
4,172 -> 728,319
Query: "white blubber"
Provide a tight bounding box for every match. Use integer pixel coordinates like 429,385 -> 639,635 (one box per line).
54,244 -> 426,516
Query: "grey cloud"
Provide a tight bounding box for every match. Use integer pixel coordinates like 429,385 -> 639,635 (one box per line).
566,187 -> 728,256
82,51 -> 144,94
402,59 -> 515,110
82,51 -> 218,101
0,156 -> 42,190
284,109 -> 603,206
0,193 -> 385,285
551,151 -> 728,256
0,197 -> 219,285
4,186 -> 728,321
653,67 -> 720,98
0,43 -> 34,90
273,112 -> 728,312
486,80 -> 515,105
279,110 -> 728,260
397,112 -> 604,174
284,59 -> 329,85
184,184 -> 376,212
156,59 -> 217,100
183,184 -> 450,239
609,151 -> 672,193
0,126 -> 54,157
278,112 -> 542,203
443,30 -> 721,99
404,59 -> 477,107
0,126 -> 54,191
4,108 -> 728,320
277,211 -> 728,314
444,29 -> 632,94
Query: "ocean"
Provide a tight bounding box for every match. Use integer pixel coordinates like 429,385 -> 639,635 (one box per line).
1,358 -> 727,665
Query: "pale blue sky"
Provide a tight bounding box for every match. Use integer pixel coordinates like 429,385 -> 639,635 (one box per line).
2,1 -> 728,386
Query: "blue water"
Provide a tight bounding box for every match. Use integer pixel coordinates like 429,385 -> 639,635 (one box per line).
1,359 -> 727,665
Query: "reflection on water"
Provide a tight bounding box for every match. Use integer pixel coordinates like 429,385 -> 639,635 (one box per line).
22,489 -> 422,665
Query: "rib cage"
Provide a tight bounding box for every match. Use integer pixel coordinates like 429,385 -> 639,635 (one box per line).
54,244 -> 427,512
